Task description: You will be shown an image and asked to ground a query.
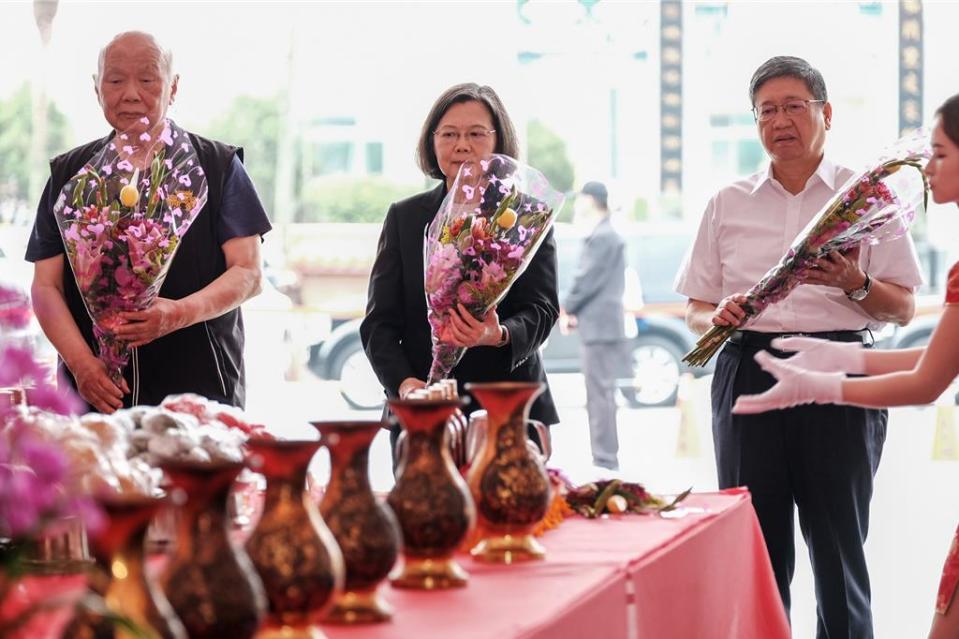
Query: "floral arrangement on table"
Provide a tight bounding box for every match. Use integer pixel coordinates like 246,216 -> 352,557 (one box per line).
0,282 -> 101,636
683,130 -> 931,367
562,478 -> 692,519
459,469 -> 692,549
53,117 -> 208,384
0,281 -> 271,636
424,154 -> 564,384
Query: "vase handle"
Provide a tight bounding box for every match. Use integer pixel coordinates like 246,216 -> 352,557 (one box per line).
526,419 -> 551,462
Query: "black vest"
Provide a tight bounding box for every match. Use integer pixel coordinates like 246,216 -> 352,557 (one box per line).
49,132 -> 246,409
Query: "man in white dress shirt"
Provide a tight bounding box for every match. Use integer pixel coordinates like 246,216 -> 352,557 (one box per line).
675,56 -> 921,638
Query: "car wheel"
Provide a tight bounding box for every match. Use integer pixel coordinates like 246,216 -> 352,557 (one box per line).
330,339 -> 385,411
619,335 -> 683,408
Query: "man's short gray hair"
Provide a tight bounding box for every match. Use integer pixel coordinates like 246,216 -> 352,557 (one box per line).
748,56 -> 827,107
96,31 -> 174,82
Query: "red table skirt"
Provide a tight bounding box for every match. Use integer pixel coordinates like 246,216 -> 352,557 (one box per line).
2,489 -> 788,639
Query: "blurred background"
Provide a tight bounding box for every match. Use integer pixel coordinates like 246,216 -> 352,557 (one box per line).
2,2 -> 958,636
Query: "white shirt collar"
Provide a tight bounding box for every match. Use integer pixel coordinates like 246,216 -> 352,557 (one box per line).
751,155 -> 837,195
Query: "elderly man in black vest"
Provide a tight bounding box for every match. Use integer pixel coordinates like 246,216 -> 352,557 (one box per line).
25,31 -> 272,413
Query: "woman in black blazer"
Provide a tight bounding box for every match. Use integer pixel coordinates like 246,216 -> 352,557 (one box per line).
360,82 -> 560,435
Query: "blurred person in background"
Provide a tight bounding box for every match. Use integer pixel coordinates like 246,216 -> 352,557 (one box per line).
25,31 -> 271,413
560,181 -> 626,471
360,82 -> 559,454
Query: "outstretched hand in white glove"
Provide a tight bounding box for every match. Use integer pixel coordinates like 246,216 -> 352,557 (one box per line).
771,336 -> 866,374
732,351 -> 845,415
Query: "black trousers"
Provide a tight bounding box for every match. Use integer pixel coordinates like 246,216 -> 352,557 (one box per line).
712,341 -> 886,639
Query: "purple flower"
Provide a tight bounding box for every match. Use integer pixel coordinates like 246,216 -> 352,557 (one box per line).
27,385 -> 85,417
0,345 -> 48,387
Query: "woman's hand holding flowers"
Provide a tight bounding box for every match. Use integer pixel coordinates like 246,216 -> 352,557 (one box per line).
116,298 -> 186,348
71,354 -> 129,413
448,303 -> 504,347
399,377 -> 427,399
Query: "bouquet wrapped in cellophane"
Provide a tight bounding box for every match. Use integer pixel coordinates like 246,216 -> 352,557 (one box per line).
424,154 -> 564,384
683,131 -> 931,367
53,118 -> 208,384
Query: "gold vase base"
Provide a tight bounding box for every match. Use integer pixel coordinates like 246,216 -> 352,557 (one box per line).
470,533 -> 546,564
389,556 -> 469,589
254,623 -> 326,639
324,589 -> 393,624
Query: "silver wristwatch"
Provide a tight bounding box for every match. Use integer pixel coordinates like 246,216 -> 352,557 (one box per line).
846,273 -> 872,302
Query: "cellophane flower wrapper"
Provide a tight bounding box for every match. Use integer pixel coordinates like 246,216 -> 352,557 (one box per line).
424,154 -> 564,384
52,118 -> 208,384
683,130 -> 931,366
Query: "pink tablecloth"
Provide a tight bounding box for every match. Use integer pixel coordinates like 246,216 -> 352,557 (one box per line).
324,489 -> 789,639
3,490 -> 788,639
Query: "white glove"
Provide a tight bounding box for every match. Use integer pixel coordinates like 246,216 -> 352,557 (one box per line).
771,336 -> 866,375
732,351 -> 845,414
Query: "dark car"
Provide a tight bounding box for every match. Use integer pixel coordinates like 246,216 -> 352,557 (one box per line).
308,222 -> 712,410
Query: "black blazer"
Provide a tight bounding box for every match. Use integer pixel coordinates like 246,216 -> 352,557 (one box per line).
360,183 -> 560,425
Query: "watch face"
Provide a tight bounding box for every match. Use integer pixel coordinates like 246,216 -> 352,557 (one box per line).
847,274 -> 870,301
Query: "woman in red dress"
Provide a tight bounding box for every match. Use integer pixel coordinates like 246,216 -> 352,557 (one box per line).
731,93 -> 959,638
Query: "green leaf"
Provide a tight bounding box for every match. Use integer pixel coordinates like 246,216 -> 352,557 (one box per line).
658,487 -> 693,513
591,479 -> 622,515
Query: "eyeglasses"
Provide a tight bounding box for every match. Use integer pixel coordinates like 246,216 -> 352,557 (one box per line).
753,99 -> 824,122
433,127 -> 496,146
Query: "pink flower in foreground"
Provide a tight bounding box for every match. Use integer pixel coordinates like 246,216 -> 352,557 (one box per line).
0,284 -> 31,330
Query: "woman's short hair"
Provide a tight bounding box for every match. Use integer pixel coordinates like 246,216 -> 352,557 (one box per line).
416,83 -> 519,180
936,93 -> 959,148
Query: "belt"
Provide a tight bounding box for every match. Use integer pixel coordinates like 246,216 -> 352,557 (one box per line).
728,329 -> 873,350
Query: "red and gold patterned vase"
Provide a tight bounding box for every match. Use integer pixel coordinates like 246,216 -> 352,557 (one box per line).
313,421 -> 400,623
245,438 -> 345,639
159,460 -> 266,639
465,382 -> 551,563
387,398 -> 475,589
65,495 -> 187,639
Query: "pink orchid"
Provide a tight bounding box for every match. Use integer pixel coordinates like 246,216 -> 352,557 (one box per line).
72,238 -> 104,291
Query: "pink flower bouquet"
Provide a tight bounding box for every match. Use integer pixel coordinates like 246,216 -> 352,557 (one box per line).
683,131 -> 931,366
424,154 -> 564,384
52,118 -> 208,384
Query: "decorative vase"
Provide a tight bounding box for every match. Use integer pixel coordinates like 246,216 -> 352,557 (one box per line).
159,460 -> 266,639
63,496 -> 187,639
386,398 -> 475,589
465,382 -> 551,563
245,438 -> 345,638
313,421 -> 400,623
